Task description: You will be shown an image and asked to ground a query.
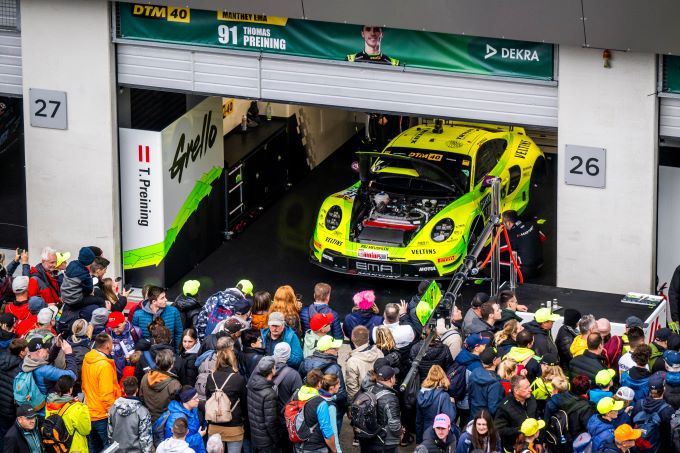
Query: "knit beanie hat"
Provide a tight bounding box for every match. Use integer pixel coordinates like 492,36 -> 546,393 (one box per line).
563,308 -> 581,329
90,307 -> 110,326
77,246 -> 96,266
353,290 -> 376,311
178,387 -> 197,403
273,342 -> 291,366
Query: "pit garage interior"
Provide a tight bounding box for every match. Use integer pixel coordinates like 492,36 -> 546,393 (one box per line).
119,83 -> 559,313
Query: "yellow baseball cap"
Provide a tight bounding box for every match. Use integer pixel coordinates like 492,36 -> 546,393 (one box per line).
317,335 -> 343,352
182,280 -> 200,296
520,418 -> 545,437
597,397 -> 624,415
236,279 -> 253,297
595,369 -> 616,387
535,307 -> 560,323
55,251 -> 71,268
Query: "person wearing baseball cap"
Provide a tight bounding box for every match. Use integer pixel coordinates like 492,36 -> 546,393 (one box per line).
362,359 -> 402,451
530,353 -> 564,402
5,405 -> 40,452
468,347 -> 504,419
303,312 -> 334,358
590,369 -> 616,404
300,282 -> 343,341
454,332 -> 490,422
414,413 -> 457,452
629,372 -> 674,451
106,311 -> 141,376
235,279 -> 253,297
523,307 -> 560,358
663,349 -> 680,408
588,397 -> 624,451
519,418 -> 545,450
174,279 -> 202,330
610,424 -> 641,452
649,327 -> 673,370
6,276 -> 34,337
262,311 -> 303,368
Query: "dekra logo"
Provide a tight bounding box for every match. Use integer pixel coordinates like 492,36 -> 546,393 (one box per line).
484,44 -> 540,62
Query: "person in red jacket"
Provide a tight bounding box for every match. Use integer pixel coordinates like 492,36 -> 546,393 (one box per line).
5,277 -> 33,337
27,247 -> 61,305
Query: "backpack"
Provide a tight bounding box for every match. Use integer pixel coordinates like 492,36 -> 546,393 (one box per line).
205,372 -> 239,423
401,370 -> 420,411
447,362 -> 467,402
545,410 -> 573,453
671,408 -> 680,452
284,395 -> 322,443
350,387 -> 388,439
152,412 -> 186,447
13,370 -> 46,410
60,275 -> 84,306
42,403 -> 74,453
633,406 -> 667,449
197,290 -> 242,339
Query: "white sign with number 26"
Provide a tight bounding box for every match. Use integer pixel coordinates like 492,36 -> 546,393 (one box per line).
564,144 -> 606,188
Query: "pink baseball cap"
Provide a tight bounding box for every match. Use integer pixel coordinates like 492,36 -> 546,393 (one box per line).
433,414 -> 451,429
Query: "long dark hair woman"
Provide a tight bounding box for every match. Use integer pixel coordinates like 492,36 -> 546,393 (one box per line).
456,410 -> 501,453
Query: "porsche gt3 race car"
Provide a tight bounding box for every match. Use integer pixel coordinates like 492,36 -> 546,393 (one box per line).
310,120 -> 545,280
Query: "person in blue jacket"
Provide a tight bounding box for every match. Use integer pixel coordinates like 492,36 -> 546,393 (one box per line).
620,345 -> 652,402
342,290 -> 383,347
587,397 -> 624,452
454,334 -> 490,425
163,387 -> 206,453
589,369 -> 615,404
416,365 -> 457,443
64,246 -> 95,296
132,286 -> 183,352
299,283 -> 343,340
261,311 -> 302,368
20,337 -> 77,409
469,347 -> 505,417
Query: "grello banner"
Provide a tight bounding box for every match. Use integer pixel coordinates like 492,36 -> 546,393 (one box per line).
118,3 -> 554,81
663,55 -> 680,94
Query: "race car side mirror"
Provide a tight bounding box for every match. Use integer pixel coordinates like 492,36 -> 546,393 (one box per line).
481,175 -> 499,189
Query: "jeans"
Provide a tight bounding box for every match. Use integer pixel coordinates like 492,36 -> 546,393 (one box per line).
88,418 -> 109,453
226,441 -> 243,453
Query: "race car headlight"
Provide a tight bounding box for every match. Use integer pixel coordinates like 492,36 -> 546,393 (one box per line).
324,206 -> 343,230
431,218 -> 454,242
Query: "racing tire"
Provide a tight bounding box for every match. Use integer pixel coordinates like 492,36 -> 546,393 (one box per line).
525,156 -> 546,219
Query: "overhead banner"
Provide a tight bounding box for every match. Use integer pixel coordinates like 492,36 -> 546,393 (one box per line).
118,3 -> 554,81
121,96 -> 224,273
662,55 -> 680,94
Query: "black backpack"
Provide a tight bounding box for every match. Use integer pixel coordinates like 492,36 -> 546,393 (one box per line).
545,409 -> 573,453
401,371 -> 420,411
351,387 -> 389,439
42,403 -> 74,453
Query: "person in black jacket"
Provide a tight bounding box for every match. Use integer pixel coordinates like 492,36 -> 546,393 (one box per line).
409,335 -> 454,385
205,348 -> 247,450
241,329 -> 265,380
363,363 -> 403,452
134,326 -> 179,382
174,280 -> 203,329
501,210 -> 543,278
175,328 -> 200,386
246,356 -> 280,452
555,308 -> 581,369
4,405 -> 41,453
569,333 -> 607,384
0,338 -> 27,450
522,308 -> 559,358
669,264 -> 680,323
494,375 -> 537,451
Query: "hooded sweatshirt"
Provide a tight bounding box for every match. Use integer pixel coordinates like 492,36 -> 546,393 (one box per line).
345,344 -> 384,401
632,396 -> 674,452
469,367 -> 505,416
164,400 -> 206,453
416,387 -> 457,443
504,347 -> 541,383
82,349 -> 121,420
303,330 -> 324,358
5,301 -> 34,337
107,396 -> 153,453
453,348 -> 482,410
22,354 -> 77,396
132,300 -> 183,351
139,370 -> 182,422
45,393 -> 91,453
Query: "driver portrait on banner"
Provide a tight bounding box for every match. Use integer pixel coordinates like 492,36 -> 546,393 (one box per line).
347,25 -> 399,66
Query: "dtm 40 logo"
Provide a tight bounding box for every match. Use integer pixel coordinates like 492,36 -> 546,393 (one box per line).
484,44 -> 540,62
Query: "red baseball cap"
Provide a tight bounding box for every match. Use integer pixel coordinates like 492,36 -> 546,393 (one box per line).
310,313 -> 334,331
106,311 -> 126,329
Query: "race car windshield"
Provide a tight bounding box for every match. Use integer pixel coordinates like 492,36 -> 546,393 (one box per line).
371,147 -> 470,194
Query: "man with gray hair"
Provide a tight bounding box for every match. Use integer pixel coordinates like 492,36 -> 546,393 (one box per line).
571,314 -> 597,358
206,433 -> 223,453
28,246 -> 61,304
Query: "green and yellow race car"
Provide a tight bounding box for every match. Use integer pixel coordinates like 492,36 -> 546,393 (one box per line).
310,120 -> 545,279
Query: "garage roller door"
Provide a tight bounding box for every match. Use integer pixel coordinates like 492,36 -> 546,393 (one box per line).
117,42 -> 558,128
660,96 -> 680,140
0,30 -> 21,96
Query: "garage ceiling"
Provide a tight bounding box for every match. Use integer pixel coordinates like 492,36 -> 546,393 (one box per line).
115,0 -> 680,55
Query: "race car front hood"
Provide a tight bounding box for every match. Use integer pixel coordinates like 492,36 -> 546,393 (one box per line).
357,151 -> 465,195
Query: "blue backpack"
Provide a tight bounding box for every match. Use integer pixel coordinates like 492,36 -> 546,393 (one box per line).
447,362 -> 467,403
14,371 -> 46,410
634,405 -> 668,451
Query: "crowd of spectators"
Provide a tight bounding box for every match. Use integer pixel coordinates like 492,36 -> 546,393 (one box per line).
0,246 -> 678,453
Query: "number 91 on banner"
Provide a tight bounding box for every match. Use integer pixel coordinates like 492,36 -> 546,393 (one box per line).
564,144 -> 606,188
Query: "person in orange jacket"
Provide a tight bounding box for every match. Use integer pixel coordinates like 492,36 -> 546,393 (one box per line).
82,332 -> 121,452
